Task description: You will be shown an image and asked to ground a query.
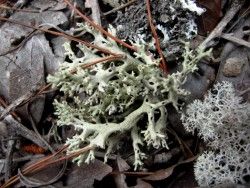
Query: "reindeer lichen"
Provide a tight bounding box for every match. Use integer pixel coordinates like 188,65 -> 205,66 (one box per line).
181,81 -> 250,186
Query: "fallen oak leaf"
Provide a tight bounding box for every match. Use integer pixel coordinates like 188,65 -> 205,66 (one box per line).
142,155 -> 198,181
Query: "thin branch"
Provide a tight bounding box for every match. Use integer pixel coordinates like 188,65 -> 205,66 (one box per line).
0,97 -> 19,120
27,99 -> 55,153
145,0 -> 168,73
70,54 -> 125,74
4,139 -> 15,181
0,4 -> 41,13
221,33 -> 250,48
1,145 -> 93,188
0,91 -> 35,121
0,29 -> 37,57
103,0 -> 137,16
63,0 -> 137,51
0,106 -> 49,149
199,0 -> 244,49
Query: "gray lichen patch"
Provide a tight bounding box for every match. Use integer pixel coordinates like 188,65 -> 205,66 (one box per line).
113,0 -> 205,60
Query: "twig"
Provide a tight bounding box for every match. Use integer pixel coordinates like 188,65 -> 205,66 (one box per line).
0,4 -> 41,13
0,91 -> 35,121
226,5 -> 250,33
199,0 -> 245,49
0,16 -> 119,56
221,33 -> 250,48
70,54 -> 125,74
0,22 -> 74,57
27,99 -> 55,153
4,139 -> 15,181
111,171 -> 153,176
166,127 -> 194,158
63,0 -> 137,51
0,154 -> 44,164
1,145 -> 93,188
145,0 -> 168,73
0,106 -> 49,149
103,0 -> 137,16
0,97 -> 19,120
243,30 -> 250,35
0,29 -> 37,57
36,84 -> 52,95
18,159 -> 67,187
0,145 -> 67,188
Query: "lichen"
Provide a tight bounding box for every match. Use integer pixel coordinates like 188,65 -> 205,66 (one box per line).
47,23 -> 211,169
114,0 -> 205,60
181,81 -> 250,186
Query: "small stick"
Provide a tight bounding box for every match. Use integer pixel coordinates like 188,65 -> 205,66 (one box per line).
0,107 -> 49,149
0,4 -> 41,13
70,54 -> 125,74
199,0 -> 244,49
0,97 -> 19,120
145,0 -> 168,73
4,139 -> 16,181
1,145 -> 93,188
0,92 -> 34,121
103,0 -> 137,16
0,154 -> 44,163
221,33 -> 250,48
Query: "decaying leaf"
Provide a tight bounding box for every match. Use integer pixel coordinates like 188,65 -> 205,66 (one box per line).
52,160 -> 112,188
197,0 -> 222,35
0,8 -> 67,123
134,178 -> 153,188
142,156 -> 198,181
113,156 -> 130,188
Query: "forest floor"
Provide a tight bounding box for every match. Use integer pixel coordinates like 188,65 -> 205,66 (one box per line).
0,0 -> 249,187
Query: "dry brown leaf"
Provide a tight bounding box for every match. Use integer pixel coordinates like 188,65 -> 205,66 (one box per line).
52,159 -> 112,187
134,178 -> 153,188
113,156 -> 130,188
142,156 -> 198,181
197,0 -> 222,35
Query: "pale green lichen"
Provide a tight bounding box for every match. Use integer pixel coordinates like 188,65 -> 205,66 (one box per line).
47,23 -> 211,169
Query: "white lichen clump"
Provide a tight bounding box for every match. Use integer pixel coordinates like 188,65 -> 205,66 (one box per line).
179,0 -> 206,15
47,23 -> 210,169
181,81 -> 250,186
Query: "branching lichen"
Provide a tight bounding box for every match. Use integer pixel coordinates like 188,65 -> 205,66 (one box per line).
181,81 -> 250,186
47,23 -> 211,169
